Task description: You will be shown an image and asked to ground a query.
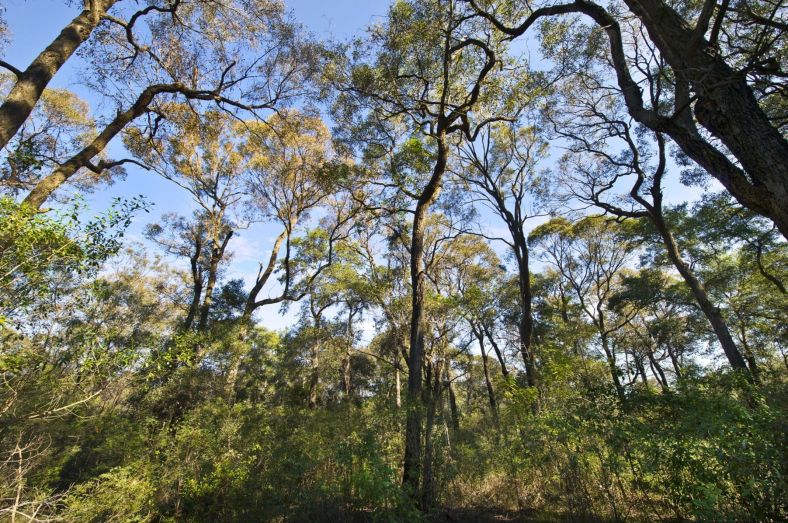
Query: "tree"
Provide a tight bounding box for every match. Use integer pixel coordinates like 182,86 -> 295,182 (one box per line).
658,193 -> 787,374
468,0 -> 788,237
455,122 -> 547,387
128,107 -> 244,332
0,195 -> 146,325
0,0 -> 118,149
337,0 -> 515,503
442,225 -> 507,421
1,2 -> 787,521
530,217 -> 640,398
239,110 -> 350,322
0,76 -> 104,196
19,0 -> 317,209
144,213 -> 221,333
545,64 -> 752,374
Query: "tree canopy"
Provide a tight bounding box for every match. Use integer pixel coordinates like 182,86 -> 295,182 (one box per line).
0,0 -> 786,521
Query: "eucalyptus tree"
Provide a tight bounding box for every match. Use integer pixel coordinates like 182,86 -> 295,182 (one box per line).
659,194 -> 788,374
608,270 -> 678,391
298,240 -> 371,406
351,214 -> 413,409
530,217 -> 642,399
214,111 -> 358,398
443,225 -> 507,421
455,122 -> 547,387
19,0 -> 319,209
238,110 -> 352,323
410,209 -> 493,499
331,257 -> 372,402
0,0 -> 118,149
716,250 -> 788,373
545,61 -> 752,374
143,212 -> 215,332
608,268 -> 708,384
127,106 -> 244,333
335,0 -> 521,502
468,0 -> 788,237
462,268 -> 512,420
0,76 -> 102,197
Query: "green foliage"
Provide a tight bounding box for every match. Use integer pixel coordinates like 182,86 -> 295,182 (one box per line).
0,195 -> 148,325
63,465 -> 157,523
2,1 -> 786,521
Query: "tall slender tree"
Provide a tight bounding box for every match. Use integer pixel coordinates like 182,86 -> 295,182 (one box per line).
455,123 -> 547,387
336,0 -> 516,504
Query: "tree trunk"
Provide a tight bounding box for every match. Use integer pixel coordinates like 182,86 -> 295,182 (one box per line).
480,321 -> 509,377
243,228 -> 288,318
736,318 -> 760,382
342,307 -> 357,400
308,341 -> 320,409
445,361 -> 460,431
182,249 -> 203,332
420,360 -> 442,511
22,82 -> 188,209
476,0 -> 788,235
308,304 -> 325,409
653,215 -> 750,374
667,344 -> 682,379
475,327 -> 499,424
0,0 -> 118,150
513,232 -> 537,387
636,354 -> 649,389
225,325 -> 247,401
601,331 -> 625,399
622,0 -> 788,237
403,133 -> 447,499
197,231 -> 233,332
395,365 -> 401,409
646,347 -> 669,392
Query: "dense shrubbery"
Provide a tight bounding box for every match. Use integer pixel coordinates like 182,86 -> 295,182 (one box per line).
2,0 -> 787,520
2,239 -> 785,521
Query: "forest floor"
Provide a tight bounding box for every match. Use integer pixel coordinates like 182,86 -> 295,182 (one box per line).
438,507 -> 608,522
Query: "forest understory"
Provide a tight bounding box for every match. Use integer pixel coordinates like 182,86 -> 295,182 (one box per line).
0,0 -> 786,521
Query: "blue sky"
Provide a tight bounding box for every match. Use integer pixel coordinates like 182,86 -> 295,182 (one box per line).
3,0 -> 712,333
2,0 -> 392,331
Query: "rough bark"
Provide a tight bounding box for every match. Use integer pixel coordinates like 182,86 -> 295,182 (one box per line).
470,0 -> 788,237
403,132 -> 448,499
623,0 -> 788,237
0,0 -> 119,149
